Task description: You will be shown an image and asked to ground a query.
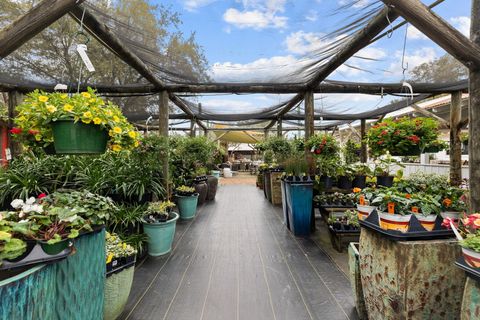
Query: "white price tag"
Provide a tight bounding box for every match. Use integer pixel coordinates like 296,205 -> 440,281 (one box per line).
76,44 -> 95,72
5,148 -> 11,161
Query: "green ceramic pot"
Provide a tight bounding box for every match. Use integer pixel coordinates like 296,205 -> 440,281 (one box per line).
176,194 -> 199,220
142,212 -> 179,256
51,119 -> 108,154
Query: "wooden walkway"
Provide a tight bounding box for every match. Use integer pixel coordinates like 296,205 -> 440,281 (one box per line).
120,185 -> 358,320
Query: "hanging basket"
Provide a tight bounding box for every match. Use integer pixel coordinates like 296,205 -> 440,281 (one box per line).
51,120 -> 108,154
389,145 -> 421,156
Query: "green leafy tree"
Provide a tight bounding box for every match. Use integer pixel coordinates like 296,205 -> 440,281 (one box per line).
409,54 -> 467,83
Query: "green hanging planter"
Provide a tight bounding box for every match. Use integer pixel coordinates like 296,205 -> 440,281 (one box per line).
51,119 -> 108,154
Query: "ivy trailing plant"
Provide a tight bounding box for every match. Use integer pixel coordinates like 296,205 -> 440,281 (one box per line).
367,117 -> 439,157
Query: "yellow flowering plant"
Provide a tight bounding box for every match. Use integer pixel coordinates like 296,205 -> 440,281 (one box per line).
13,88 -> 140,151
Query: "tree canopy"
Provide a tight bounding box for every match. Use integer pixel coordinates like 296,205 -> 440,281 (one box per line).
409,54 -> 468,83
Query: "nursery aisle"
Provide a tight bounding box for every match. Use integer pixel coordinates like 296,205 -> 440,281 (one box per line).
120,185 -> 358,320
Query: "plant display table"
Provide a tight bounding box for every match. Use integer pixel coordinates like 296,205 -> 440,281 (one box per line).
0,230 -> 105,320
359,228 -> 465,319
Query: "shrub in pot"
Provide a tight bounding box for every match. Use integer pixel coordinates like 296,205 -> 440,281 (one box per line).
13,88 -> 140,154
142,201 -> 178,256
350,163 -> 372,189
439,186 -> 468,222
371,188 -> 415,233
373,154 -> 404,187
353,187 -> 378,221
175,186 -> 199,220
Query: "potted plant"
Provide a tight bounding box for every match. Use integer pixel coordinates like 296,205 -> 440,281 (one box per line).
0,227 -> 28,264
373,154 -> 404,187
353,187 -> 377,221
350,163 -> 372,189
343,140 -> 361,164
316,157 -> 339,190
336,163 -> 355,190
175,186 -> 199,220
410,193 -> 442,231
439,186 -> 468,221
371,188 -> 414,233
443,214 -> 480,268
13,88 -> 140,154
142,201 -> 178,256
423,140 -> 448,153
367,117 -> 439,157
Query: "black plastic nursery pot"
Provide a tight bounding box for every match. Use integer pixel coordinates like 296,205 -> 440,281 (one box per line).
352,175 -> 366,189
376,175 -> 394,187
319,175 -> 333,190
337,176 -> 353,190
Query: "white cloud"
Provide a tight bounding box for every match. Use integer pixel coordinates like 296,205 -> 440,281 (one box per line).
223,8 -> 287,29
284,31 -> 327,55
386,47 -> 438,77
450,16 -> 471,37
338,0 -> 371,8
223,0 -> 288,30
407,25 -> 428,40
355,47 -> 387,60
211,55 -> 308,81
182,0 -> 217,11
305,10 -> 318,22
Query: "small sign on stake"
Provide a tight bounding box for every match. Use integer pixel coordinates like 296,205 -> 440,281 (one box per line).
76,44 -> 95,72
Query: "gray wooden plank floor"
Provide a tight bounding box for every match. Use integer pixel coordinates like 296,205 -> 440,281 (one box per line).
120,185 -> 359,320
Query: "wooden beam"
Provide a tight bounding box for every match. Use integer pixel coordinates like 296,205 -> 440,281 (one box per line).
213,131 -> 230,142
70,5 -> 167,89
469,0 -> 480,211
305,91 -> 315,174
277,118 -> 282,137
450,91 -> 462,186
380,0 -> 480,69
0,78 -> 468,95
190,120 -> 196,137
0,0 -> 86,58
360,119 -> 368,163
348,123 -> 362,139
410,104 -> 450,128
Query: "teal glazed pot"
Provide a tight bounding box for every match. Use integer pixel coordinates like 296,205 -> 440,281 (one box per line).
176,193 -> 199,220
142,212 -> 179,256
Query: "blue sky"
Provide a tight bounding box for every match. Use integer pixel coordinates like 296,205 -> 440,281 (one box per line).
153,0 -> 471,121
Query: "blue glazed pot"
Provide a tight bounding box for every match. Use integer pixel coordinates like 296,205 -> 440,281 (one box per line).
284,178 -> 313,236
211,170 -> 220,178
176,194 -> 199,220
142,212 -> 179,256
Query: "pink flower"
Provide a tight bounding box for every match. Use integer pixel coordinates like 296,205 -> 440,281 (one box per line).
38,193 -> 47,200
442,217 -> 455,229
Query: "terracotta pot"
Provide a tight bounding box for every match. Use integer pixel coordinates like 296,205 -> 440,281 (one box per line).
356,204 -> 376,221
462,247 -> 480,268
415,214 -> 437,231
378,211 -> 412,233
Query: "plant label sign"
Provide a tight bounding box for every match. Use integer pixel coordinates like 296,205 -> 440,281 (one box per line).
76,44 -> 95,72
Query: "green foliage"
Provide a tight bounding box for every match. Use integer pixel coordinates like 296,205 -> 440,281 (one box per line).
306,134 -> 339,159
263,149 -> 274,165
371,187 -> 415,215
460,235 -> 480,253
410,54 -> 467,83
373,154 -> 404,176
284,153 -> 308,176
344,140 -> 360,164
367,117 -> 439,157
106,232 -> 137,260
256,137 -> 293,163
317,157 -> 339,177
107,204 -> 148,252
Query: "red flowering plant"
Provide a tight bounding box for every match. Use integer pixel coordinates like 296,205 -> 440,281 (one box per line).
367,117 -> 439,157
305,134 -> 339,159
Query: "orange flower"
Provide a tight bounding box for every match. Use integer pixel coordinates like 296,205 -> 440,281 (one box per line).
353,187 -> 361,193
443,198 -> 452,207
411,206 -> 419,213
405,194 -> 411,199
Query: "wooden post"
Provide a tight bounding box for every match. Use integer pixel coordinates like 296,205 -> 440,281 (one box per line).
470,0 -> 480,211
450,91 -> 462,186
190,120 -> 196,137
7,91 -> 23,157
158,91 -> 169,197
360,119 -> 367,163
277,118 -> 282,137
264,129 -> 268,139
305,91 -> 315,174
